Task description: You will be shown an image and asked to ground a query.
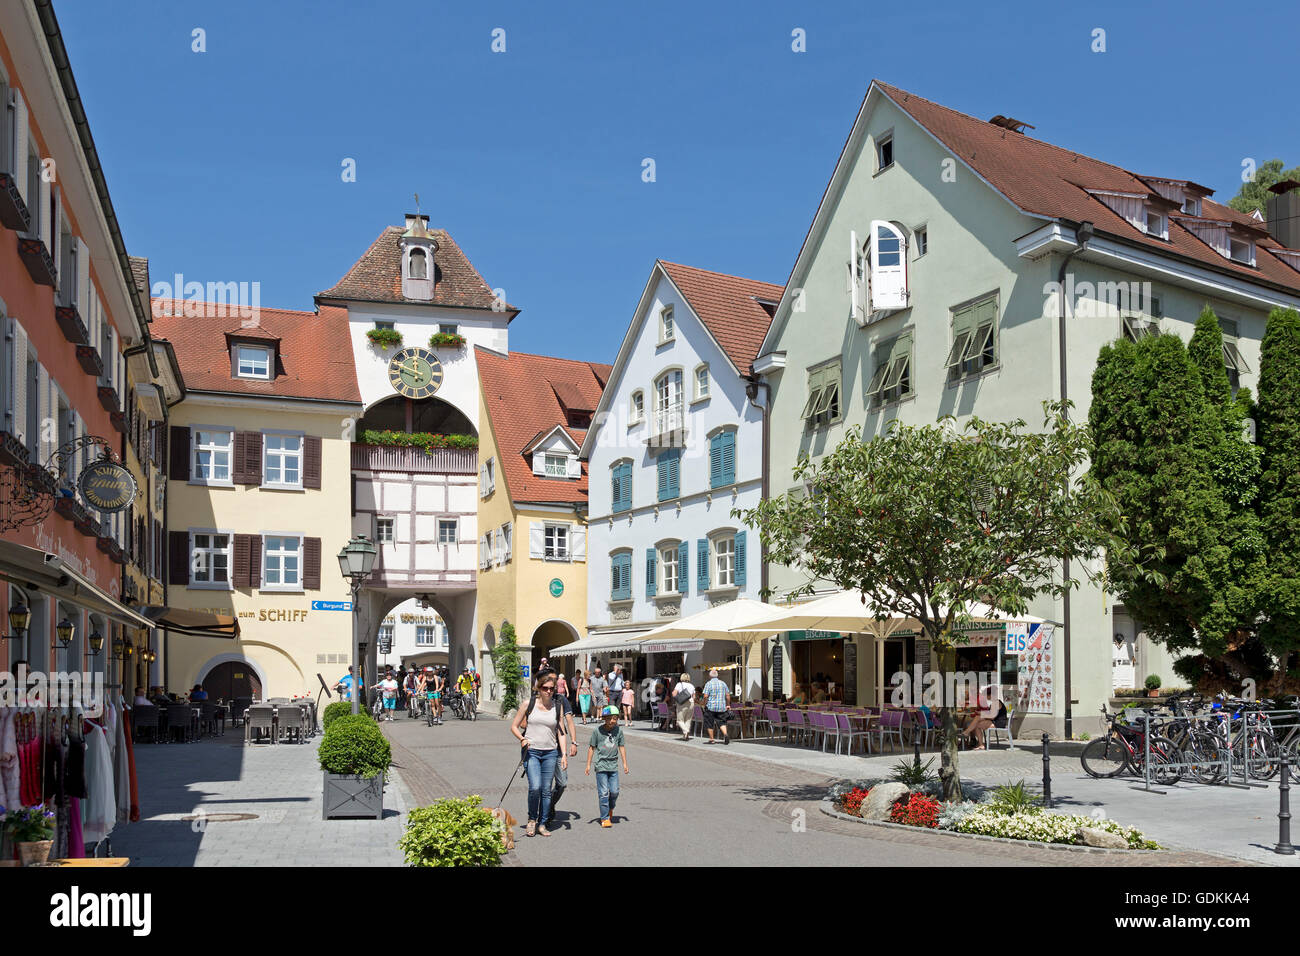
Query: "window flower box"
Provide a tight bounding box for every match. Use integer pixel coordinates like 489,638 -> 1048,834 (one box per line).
366,328 -> 403,349
428,332 -> 466,349
55,306 -> 89,346
17,237 -> 56,287
0,174 -> 31,232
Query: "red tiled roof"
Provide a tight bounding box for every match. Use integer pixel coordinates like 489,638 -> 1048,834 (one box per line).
658,261 -> 783,372
875,82 -> 1300,291
476,348 -> 612,505
150,300 -> 361,404
317,226 -> 519,314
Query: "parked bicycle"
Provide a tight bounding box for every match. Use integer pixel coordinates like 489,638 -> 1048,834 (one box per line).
1080,706 -> 1184,784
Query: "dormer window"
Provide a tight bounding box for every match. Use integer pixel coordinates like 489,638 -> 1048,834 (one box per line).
235,345 -> 271,379
409,247 -> 428,279
1145,211 -> 1167,239
1229,238 -> 1255,266
1182,197 -> 1201,216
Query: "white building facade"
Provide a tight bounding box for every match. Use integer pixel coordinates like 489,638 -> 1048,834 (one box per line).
580,261 -> 780,694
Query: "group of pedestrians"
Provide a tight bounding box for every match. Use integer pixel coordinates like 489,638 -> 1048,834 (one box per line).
334,663 -> 480,724
511,665 -> 629,837
665,669 -> 731,744
566,664 -> 635,724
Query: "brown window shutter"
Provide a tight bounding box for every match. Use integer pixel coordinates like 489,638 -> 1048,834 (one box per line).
169,531 -> 190,585
241,432 -> 262,485
169,426 -> 190,480
303,435 -> 322,489
232,534 -> 251,588
249,534 -> 262,588
303,537 -> 321,590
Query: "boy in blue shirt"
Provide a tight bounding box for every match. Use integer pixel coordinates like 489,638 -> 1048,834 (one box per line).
585,705 -> 629,828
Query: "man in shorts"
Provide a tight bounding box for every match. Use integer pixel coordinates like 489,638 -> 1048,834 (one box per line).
702,668 -> 731,745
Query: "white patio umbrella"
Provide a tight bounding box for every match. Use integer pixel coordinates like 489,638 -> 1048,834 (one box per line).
635,598 -> 793,703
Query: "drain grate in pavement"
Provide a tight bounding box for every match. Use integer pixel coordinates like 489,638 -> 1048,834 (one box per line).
180,812 -> 259,823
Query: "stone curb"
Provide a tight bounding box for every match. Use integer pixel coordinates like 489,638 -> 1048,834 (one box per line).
818,797 -> 1162,855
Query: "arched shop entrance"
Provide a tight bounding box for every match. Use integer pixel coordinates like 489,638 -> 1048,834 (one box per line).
530,620 -> 579,674
199,659 -> 263,701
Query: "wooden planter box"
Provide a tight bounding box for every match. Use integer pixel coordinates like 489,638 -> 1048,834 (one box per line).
55,305 -> 88,346
322,773 -> 383,820
18,237 -> 56,287
0,174 -> 30,232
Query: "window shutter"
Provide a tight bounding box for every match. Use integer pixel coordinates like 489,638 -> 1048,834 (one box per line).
75,237 -> 91,315
657,454 -> 669,501
532,450 -> 545,475
8,318 -> 26,445
479,465 -> 485,497
479,536 -> 488,570
566,454 -> 580,479
249,535 -> 262,588
169,426 -> 190,480
38,174 -> 52,252
698,539 -> 709,592
572,525 -> 586,562
720,430 -> 735,485
709,434 -> 723,488
49,185 -> 60,269
12,89 -> 28,207
232,534 -> 252,588
169,531 -> 190,585
236,431 -> 262,485
303,435 -> 322,488
529,521 -> 545,559
735,531 -> 747,590
669,449 -> 680,498
303,537 -> 321,589
678,540 -> 689,594
36,366 -> 51,465
645,548 -> 657,598
504,521 -> 512,562
869,220 -> 908,310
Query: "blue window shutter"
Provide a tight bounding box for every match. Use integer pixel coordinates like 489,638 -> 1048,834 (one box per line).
709,434 -> 723,489
679,540 -> 689,594
646,547 -> 657,597
613,553 -> 631,600
721,431 -> 736,485
669,449 -> 680,498
613,463 -> 631,513
622,555 -> 632,598
735,530 -> 747,590
697,538 -> 709,591
657,455 -> 669,502
621,463 -> 632,511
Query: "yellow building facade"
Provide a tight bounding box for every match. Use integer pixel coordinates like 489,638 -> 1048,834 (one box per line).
472,349 -> 608,712
153,303 -> 362,701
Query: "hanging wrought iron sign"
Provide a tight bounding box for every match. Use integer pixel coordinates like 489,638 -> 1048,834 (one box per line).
78,459 -> 137,513
0,435 -> 130,532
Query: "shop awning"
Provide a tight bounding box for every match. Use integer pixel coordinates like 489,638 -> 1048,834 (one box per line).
0,543 -> 154,630
141,606 -> 239,639
549,632 -> 649,657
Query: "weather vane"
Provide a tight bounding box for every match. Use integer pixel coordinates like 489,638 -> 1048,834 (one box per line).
414,192 -> 420,216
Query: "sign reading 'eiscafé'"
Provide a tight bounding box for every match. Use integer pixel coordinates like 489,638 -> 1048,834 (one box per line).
78,460 -> 137,513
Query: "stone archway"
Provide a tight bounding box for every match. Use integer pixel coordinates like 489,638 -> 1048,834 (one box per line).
529,619 -> 580,674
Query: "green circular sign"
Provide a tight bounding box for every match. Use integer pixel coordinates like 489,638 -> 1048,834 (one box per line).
78,460 -> 137,513
548,578 -> 564,598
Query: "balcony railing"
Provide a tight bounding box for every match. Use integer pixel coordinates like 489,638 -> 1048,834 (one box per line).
350,443 -> 477,475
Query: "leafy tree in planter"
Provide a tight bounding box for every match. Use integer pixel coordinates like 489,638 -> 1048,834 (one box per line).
1090,329 -> 1264,670
1257,308 -> 1300,667
737,403 -> 1126,801
490,622 -> 524,714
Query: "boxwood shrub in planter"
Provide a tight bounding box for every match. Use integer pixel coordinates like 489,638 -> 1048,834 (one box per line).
322,700 -> 353,733
320,714 -> 392,820
397,795 -> 505,867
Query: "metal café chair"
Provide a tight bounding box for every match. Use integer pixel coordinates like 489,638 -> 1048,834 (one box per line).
836,712 -> 871,756
784,707 -> 809,747
277,704 -> 307,744
751,703 -> 772,739
132,704 -> 159,744
245,703 -> 276,745
985,706 -> 1016,750
691,705 -> 704,738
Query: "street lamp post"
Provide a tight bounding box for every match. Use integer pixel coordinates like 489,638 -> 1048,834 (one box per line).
337,535 -> 378,715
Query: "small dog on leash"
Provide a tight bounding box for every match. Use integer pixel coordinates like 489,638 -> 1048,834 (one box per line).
490,806 -> 517,850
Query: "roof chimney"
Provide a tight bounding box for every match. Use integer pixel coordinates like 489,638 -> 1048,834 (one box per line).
1266,180 -> 1300,249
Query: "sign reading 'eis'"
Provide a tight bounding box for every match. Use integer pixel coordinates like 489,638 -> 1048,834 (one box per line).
78,460 -> 137,513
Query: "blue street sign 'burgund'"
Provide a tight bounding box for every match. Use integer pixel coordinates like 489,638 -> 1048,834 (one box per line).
311,601 -> 353,612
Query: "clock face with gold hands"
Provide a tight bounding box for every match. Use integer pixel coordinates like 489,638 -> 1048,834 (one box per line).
387,347 -> 444,399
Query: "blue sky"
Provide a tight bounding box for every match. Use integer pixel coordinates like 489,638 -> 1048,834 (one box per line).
58,0 -> 1299,364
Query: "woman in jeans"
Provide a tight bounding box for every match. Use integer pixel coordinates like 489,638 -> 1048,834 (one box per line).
510,674 -> 568,837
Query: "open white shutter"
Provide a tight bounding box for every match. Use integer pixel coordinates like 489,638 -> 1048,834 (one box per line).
504,521 -> 512,562
528,521 -> 545,559
532,450 -> 545,475
12,89 -> 28,207
848,229 -> 866,325
566,454 -> 579,478
75,237 -> 91,315
36,365 -> 51,465
869,220 -> 908,310
571,525 -> 586,562
7,319 -> 26,446
38,175 -> 52,252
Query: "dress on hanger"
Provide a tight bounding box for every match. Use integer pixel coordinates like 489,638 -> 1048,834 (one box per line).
0,710 -> 19,809
81,723 -> 115,846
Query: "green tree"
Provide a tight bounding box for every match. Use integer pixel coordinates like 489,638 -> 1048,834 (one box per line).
489,621 -> 524,714
1089,331 -> 1258,663
737,403 -> 1127,800
1256,308 -> 1300,666
1229,159 -> 1300,215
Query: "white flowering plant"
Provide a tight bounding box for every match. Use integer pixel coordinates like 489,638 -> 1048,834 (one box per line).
948,804 -> 1158,848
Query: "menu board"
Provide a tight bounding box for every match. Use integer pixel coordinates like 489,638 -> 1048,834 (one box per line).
1007,622 -> 1054,714
771,644 -> 784,697
914,638 -> 931,675
843,642 -> 857,705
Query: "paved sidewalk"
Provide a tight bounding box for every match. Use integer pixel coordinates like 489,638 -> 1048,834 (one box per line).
645,722 -> 1298,866
111,730 -> 412,866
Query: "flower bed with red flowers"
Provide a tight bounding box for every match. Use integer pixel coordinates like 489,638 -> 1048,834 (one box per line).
838,787 -> 871,817
889,792 -> 941,828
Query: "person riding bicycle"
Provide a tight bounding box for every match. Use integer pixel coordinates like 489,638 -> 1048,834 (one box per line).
403,668 -> 418,718
427,666 -> 445,725
457,667 -> 475,697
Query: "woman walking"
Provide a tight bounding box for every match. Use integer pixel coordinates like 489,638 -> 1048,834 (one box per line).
510,674 -> 569,837
577,670 -> 593,725
672,672 -> 696,742
556,671 -> 571,712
